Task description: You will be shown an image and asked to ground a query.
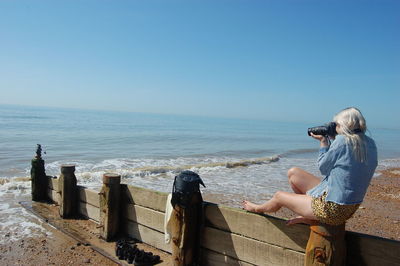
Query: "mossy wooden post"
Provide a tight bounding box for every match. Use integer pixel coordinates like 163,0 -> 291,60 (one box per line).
305,223 -> 346,266
31,156 -> 47,201
170,193 -> 203,266
99,173 -> 121,241
59,165 -> 77,218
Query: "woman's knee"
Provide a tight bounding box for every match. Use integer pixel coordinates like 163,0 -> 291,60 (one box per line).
287,167 -> 302,179
273,191 -> 285,200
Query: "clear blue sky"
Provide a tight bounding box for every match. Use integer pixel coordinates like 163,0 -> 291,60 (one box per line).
1,0 -> 399,127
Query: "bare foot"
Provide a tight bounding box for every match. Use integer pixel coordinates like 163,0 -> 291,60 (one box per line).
286,216 -> 318,226
242,200 -> 259,213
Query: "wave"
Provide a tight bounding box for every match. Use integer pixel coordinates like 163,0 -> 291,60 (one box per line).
0,177 -> 30,186
128,155 -> 280,176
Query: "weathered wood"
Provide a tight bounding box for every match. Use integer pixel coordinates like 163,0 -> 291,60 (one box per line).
124,219 -> 171,253
201,226 -> 304,266
47,188 -> 60,204
201,248 -> 255,266
305,224 -> 346,266
204,202 -> 309,252
47,176 -> 58,191
123,184 -> 168,212
170,205 -> 184,266
99,173 -> 121,241
123,204 -> 164,232
31,157 -> 48,201
58,165 -> 77,218
78,186 -> 100,208
79,201 -> 100,222
169,192 -> 203,266
346,231 -> 400,266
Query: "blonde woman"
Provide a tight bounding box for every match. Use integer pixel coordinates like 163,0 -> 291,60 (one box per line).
242,107 -> 378,226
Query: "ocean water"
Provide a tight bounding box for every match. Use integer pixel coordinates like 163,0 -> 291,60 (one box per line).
1,104 -> 400,206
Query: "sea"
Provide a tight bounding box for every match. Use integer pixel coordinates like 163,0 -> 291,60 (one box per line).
0,104 -> 399,243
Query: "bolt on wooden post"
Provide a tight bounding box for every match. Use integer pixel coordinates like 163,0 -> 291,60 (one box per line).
59,165 -> 78,218
99,173 -> 121,241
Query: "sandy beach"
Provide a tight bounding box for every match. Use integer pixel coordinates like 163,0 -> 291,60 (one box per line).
0,167 -> 399,265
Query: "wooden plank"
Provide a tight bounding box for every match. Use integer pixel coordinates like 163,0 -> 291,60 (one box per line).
124,219 -> 171,253
79,201 -> 100,222
201,248 -> 255,266
204,203 -> 400,265
47,176 -> 58,191
123,203 -> 164,233
346,231 -> 400,266
202,227 -> 304,266
122,184 -> 168,212
204,203 -> 309,252
78,186 -> 100,208
47,188 -> 59,204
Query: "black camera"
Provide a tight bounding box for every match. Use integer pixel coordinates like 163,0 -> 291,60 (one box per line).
307,122 -> 337,137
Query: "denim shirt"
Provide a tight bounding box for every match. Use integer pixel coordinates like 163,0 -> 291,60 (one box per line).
307,134 -> 378,205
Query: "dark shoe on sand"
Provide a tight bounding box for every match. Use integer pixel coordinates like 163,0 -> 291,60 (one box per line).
133,250 -> 160,266
126,245 -> 140,264
115,239 -> 137,260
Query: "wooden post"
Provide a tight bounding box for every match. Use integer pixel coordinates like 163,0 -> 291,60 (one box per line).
31,156 -> 47,201
170,192 -> 203,266
99,173 -> 121,241
59,164 -> 78,218
305,223 -> 346,266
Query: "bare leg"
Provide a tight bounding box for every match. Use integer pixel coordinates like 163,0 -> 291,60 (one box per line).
242,191 -> 317,220
287,167 -> 320,194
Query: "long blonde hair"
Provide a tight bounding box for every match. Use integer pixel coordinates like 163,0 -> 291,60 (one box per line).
333,107 -> 367,162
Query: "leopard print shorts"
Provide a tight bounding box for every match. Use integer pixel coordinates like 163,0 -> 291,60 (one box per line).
311,193 -> 360,225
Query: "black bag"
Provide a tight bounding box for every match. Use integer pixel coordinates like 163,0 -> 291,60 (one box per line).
171,170 -> 205,208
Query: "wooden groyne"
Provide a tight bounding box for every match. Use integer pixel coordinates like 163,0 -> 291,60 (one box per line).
43,172 -> 400,265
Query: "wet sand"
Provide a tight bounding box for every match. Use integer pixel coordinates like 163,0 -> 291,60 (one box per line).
0,168 -> 399,265
0,233 -> 116,266
0,201 -> 171,266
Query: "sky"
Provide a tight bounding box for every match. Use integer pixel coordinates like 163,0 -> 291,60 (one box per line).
0,0 -> 399,127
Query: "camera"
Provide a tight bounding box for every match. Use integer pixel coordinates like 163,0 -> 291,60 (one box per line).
307,122 -> 337,137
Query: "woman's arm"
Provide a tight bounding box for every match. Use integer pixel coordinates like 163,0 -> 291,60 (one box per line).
310,133 -> 343,176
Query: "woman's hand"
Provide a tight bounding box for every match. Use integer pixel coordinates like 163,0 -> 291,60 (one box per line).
310,133 -> 329,148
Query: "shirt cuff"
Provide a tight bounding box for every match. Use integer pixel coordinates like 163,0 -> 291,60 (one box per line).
319,147 -> 329,153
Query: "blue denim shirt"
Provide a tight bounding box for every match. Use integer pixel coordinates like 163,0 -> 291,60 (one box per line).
307,134 -> 378,205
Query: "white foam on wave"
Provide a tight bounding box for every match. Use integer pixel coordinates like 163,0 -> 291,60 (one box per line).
67,156 -> 319,198
12,156 -> 395,204
0,178 -> 31,198
377,158 -> 400,169
0,203 -> 10,211
0,202 -> 51,244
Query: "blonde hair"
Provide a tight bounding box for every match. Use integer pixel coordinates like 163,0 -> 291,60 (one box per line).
333,107 -> 367,162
